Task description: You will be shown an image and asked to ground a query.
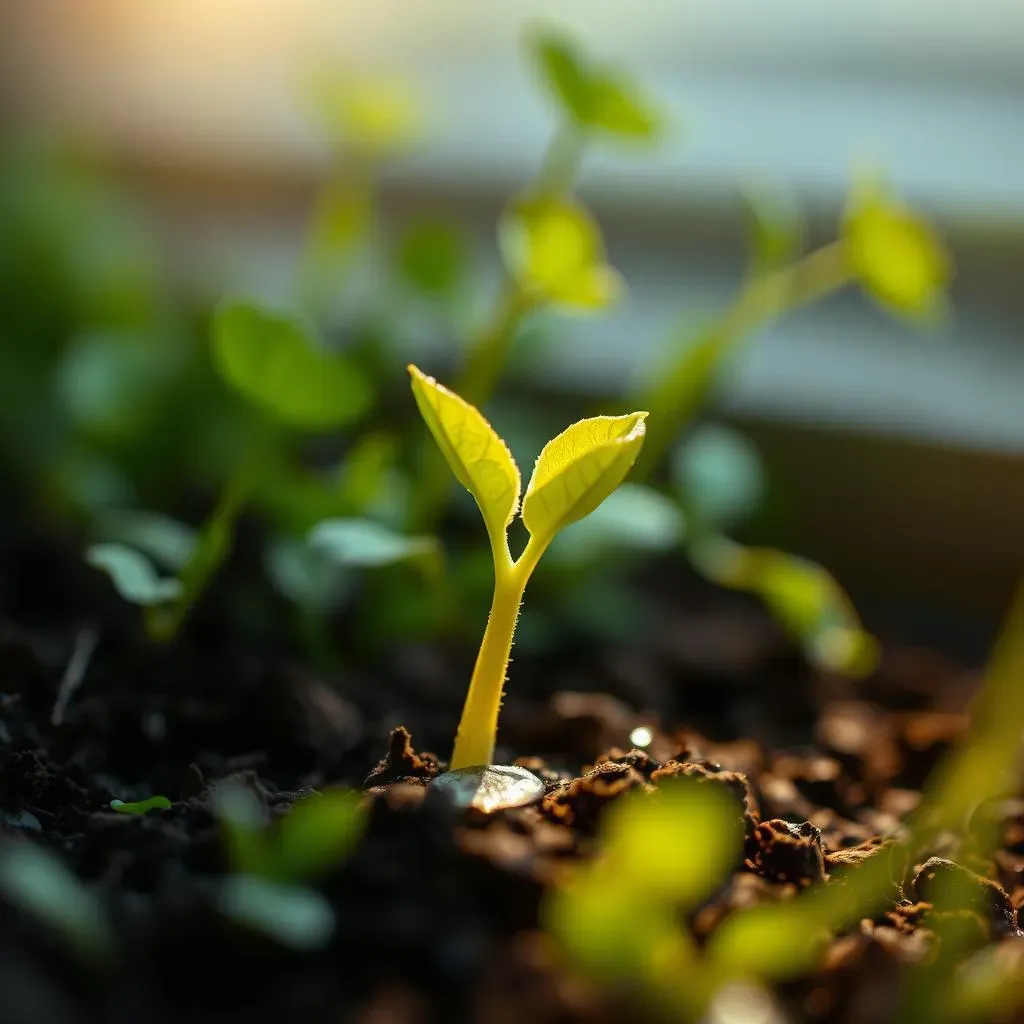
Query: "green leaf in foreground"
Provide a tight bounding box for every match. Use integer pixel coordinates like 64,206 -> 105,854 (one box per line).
110,796 -> 173,815
85,543 -> 182,606
212,299 -> 374,429
548,482 -> 684,566
0,843 -> 112,962
408,365 -> 521,548
275,789 -> 364,882
218,875 -> 335,951
522,412 -> 648,541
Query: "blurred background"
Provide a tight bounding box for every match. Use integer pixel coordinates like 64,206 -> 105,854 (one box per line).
1,0 -> 1022,644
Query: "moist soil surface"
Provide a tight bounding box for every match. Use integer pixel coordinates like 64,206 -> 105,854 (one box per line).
0,511 -> 1021,1024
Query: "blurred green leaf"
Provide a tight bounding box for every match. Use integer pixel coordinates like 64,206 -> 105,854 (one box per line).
0,842 -> 113,963
110,796 -> 172,815
528,28 -> 661,142
218,875 -> 335,950
335,431 -> 399,515
547,483 -> 685,566
586,73 -> 662,140
544,777 -> 740,987
306,70 -> 421,154
843,175 -> 951,320
85,543 -> 182,606
275,789 -> 364,882
529,31 -> 593,124
96,510 -> 197,572
498,196 -> 623,312
691,537 -> 879,677
602,778 -> 744,904
210,782 -> 271,878
396,218 -> 466,299
304,178 -> 372,277
673,424 -> 765,531
309,518 -> 438,570
57,329 -> 181,439
211,299 -> 374,429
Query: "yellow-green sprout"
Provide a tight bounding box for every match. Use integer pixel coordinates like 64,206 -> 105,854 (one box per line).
408,365 -> 647,768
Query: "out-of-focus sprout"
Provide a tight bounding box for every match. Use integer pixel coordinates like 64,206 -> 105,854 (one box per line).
211,782 -> 364,950
544,777 -> 742,1018
708,583 -> 1024,983
633,174 -> 951,479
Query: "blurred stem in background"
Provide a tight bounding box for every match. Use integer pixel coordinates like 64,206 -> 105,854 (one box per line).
633,239 -> 851,481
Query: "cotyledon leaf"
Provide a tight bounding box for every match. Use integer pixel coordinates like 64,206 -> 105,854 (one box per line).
522,412 -> 647,541
408,365 -> 521,544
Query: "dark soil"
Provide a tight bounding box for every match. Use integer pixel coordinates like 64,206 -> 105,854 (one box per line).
0,510 -> 1021,1024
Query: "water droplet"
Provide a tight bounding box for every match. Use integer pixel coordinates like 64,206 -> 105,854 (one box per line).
629,725 -> 654,747
432,764 -> 544,813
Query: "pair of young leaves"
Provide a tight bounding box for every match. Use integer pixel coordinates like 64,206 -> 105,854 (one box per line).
408,365 -> 647,559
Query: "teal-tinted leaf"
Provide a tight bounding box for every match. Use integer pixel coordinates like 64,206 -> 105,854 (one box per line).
58,329 -> 179,436
96,510 -> 197,572
0,809 -> 42,831
309,518 -> 438,569
548,483 -> 684,566
396,218 -> 465,298
212,299 -> 374,429
85,543 -> 182,606
0,843 -> 112,962
276,789 -> 364,882
110,796 -> 172,815
218,875 -> 335,951
673,425 -> 765,530
265,537 -> 353,611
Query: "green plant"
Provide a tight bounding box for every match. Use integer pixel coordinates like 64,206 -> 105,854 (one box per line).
408,364 -> 647,768
86,297 -> 374,639
633,173 -> 951,479
211,781 -> 364,950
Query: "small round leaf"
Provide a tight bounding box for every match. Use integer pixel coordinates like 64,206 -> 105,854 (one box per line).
212,299 -> 373,429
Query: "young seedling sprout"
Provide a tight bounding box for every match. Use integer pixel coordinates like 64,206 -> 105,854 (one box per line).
408,365 -> 647,776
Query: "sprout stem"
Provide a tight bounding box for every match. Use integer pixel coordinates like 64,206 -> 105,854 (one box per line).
450,533 -> 548,769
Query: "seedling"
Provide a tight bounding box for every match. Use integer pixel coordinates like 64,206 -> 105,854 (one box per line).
408,365 -> 647,770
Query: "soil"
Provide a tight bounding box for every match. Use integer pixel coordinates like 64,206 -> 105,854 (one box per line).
0,506 -> 1021,1024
